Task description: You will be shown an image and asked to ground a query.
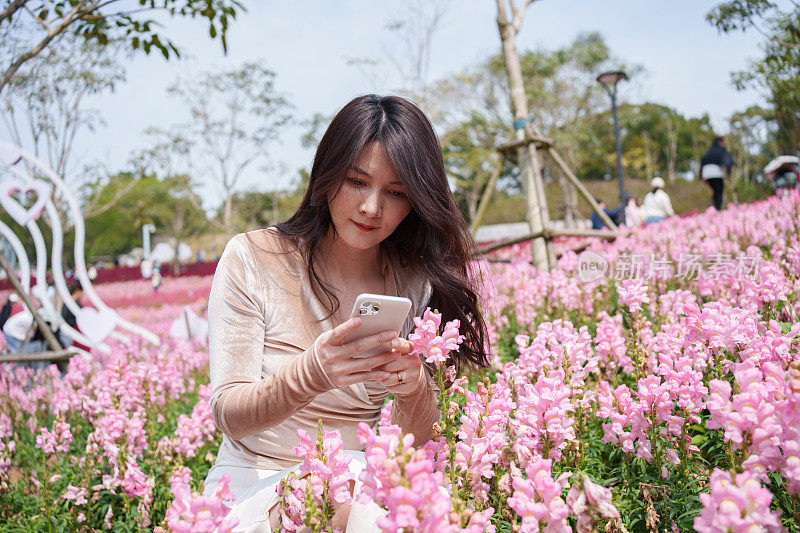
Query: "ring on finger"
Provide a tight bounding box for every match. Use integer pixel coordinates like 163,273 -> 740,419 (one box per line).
397,372 -> 404,383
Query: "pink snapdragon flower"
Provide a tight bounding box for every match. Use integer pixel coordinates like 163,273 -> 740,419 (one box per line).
594,312 -> 631,374
61,484 -> 89,506
455,385 -> 503,501
278,476 -> 311,532
511,367 -> 575,462
170,466 -> 193,487
706,360 -> 785,478
120,460 -> 150,498
277,427 -> 355,531
173,384 -> 218,458
694,469 -> 783,532
408,308 -> 464,366
507,456 -> 570,532
35,420 -> 72,454
358,421 -> 459,532
566,474 -> 620,532
166,473 -> 238,533
618,278 -> 650,313
292,427 -> 354,505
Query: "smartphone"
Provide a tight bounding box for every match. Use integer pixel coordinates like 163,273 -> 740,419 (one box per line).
344,293 -> 412,358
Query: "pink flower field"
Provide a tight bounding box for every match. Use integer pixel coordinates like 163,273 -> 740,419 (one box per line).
1,190 -> 799,531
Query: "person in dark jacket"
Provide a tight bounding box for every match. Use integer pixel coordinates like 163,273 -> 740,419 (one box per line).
57,280 -> 83,349
590,199 -> 624,229
700,136 -> 733,210
0,294 -> 13,332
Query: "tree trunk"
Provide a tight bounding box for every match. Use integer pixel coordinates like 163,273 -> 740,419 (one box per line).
495,0 -> 552,271
470,155 -> 505,235
665,117 -> 678,182
223,192 -> 233,235
642,131 -> 655,179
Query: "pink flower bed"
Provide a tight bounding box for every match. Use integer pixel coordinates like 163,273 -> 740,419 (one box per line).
1,190 -> 799,530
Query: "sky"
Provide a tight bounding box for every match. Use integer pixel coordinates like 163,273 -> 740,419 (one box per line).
73,0 -> 767,211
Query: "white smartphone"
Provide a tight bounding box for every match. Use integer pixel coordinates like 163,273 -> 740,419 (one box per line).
344,293 -> 412,358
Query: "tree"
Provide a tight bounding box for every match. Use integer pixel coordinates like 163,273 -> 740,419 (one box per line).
345,0 -> 451,106
426,32 -> 633,228
727,105 -> 776,185
707,0 -> 800,49
166,64 -> 293,235
1,35 -> 126,218
616,103 -> 714,181
83,172 -> 208,262
440,111 -> 507,221
0,0 -> 244,96
216,189 -> 301,234
383,0 -> 451,95
495,0 -> 554,270
708,0 -> 800,152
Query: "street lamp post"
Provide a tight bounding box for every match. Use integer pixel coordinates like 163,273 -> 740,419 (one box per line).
597,70 -> 628,217
142,224 -> 156,259
140,224 -> 156,279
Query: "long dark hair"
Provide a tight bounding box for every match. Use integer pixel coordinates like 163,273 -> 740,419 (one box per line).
276,94 -> 488,369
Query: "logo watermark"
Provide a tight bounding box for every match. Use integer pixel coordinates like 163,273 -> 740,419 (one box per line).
577,250 -> 609,283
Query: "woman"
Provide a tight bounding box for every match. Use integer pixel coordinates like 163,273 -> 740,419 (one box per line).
700,136 -> 732,210
641,176 -> 674,225
624,195 -> 644,228
203,95 -> 488,531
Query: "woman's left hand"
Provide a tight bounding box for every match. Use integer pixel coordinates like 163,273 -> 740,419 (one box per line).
374,337 -> 424,396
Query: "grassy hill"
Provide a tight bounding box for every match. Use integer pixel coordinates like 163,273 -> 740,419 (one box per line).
481,178 -> 774,225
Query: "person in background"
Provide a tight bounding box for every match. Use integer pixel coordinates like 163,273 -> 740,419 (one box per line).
57,280 -> 83,349
2,293 -> 32,354
1,293 -> 56,371
624,195 -> 644,228
0,293 -> 20,352
700,136 -> 733,210
0,293 -> 13,331
642,177 -> 674,225
151,264 -> 162,292
590,198 -> 624,229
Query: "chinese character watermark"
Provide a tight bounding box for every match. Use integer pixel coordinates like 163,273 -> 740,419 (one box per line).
577,251 -> 761,283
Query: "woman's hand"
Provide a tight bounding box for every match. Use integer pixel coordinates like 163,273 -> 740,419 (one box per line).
373,337 -> 425,396
313,317 -> 400,388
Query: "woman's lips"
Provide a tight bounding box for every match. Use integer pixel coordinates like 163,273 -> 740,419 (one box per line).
352,220 -> 378,232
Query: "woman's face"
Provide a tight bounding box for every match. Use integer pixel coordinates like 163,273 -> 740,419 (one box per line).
328,142 -> 412,252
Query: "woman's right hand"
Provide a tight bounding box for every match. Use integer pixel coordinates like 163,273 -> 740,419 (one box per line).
312,317 -> 400,388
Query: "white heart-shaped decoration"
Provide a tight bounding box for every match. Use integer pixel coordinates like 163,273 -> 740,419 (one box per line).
76,307 -> 118,345
169,306 -> 209,342
0,145 -> 22,167
0,177 -> 52,226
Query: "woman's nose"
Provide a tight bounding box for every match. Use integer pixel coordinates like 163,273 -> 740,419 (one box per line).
359,190 -> 382,217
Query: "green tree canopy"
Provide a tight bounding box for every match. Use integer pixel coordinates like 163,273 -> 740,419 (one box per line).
83,172 -> 208,259
0,0 -> 245,95
708,0 -> 800,152
215,189 -> 302,234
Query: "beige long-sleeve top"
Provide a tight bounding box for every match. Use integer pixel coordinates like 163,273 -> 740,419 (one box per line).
208,228 -> 439,470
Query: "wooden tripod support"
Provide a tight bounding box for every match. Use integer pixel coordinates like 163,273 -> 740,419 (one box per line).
470,129 -> 624,264
491,0 -> 625,270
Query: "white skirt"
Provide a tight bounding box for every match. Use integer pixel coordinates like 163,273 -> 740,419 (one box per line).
204,451 -> 384,532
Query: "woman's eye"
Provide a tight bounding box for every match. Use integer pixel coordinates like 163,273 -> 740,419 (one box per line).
348,177 -> 366,187
388,190 -> 406,199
